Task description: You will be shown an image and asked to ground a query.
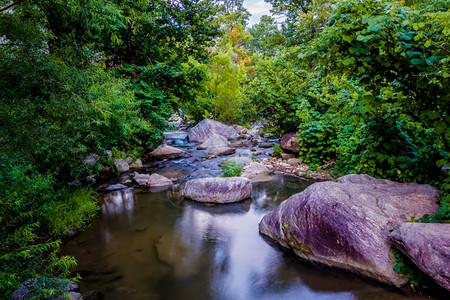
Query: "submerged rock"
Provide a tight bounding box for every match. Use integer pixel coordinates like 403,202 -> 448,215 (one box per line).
259,174 -> 439,287
183,177 -> 252,203
389,223 -> 450,291
197,134 -> 229,150
280,133 -> 300,153
188,119 -> 238,143
145,144 -> 189,161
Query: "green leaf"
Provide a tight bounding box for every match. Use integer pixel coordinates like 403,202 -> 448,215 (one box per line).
342,57 -> 355,66
410,58 -> 425,65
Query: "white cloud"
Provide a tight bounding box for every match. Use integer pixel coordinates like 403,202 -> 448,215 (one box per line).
243,0 -> 273,26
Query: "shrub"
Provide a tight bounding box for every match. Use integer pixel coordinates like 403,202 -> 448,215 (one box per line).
221,161 -> 243,177
43,188 -> 99,237
272,145 -> 283,157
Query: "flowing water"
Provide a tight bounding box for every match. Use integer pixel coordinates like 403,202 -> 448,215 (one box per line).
62,136 -> 442,299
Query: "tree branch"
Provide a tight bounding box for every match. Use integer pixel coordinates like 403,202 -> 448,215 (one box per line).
0,0 -> 25,13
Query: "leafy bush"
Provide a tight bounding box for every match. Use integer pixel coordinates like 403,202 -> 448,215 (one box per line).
0,156 -> 82,297
44,188 -> 99,237
221,161 -> 243,177
272,145 -> 283,157
337,111 -> 441,183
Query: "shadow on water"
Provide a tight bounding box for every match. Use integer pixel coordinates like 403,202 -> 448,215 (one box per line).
63,175 -> 444,300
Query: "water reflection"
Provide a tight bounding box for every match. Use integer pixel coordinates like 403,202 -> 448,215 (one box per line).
102,189 -> 135,217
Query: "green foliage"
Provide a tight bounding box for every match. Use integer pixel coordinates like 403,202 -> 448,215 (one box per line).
221,161 -> 243,177
392,249 -> 429,289
0,156 -> 80,298
44,188 -> 99,237
272,145 -> 283,157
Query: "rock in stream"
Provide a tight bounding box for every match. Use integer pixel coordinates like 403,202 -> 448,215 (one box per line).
259,174 -> 439,287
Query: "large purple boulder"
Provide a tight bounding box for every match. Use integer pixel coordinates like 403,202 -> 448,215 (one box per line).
389,223 -> 450,291
183,177 -> 252,203
188,119 -> 238,143
280,132 -> 300,153
259,174 -> 439,287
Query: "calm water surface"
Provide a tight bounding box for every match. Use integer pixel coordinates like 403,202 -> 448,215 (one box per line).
62,173 -> 435,300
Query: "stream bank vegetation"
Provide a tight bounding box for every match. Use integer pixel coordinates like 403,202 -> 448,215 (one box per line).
0,0 -> 448,297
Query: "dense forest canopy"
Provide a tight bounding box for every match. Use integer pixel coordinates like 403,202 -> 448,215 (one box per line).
0,0 -> 448,297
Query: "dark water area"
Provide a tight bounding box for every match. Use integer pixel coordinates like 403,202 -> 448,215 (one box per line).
62,174 -> 437,300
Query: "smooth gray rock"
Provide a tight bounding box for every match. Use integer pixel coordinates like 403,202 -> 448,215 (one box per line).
148,173 -> 173,187
229,141 -> 243,148
389,223 -> 450,291
259,174 -> 439,287
105,184 -> 128,191
183,177 -> 252,203
133,172 -> 151,186
280,132 -> 300,153
114,159 -> 129,173
146,144 -> 189,161
188,119 -> 238,143
241,162 -> 269,179
197,134 -> 229,150
259,142 -> 274,148
206,147 -> 236,158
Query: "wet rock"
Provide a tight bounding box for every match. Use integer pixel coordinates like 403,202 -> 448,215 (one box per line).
225,157 -> 253,167
114,159 -> 130,173
197,134 -> 229,150
183,177 -> 252,203
11,278 -> 79,300
241,162 -> 269,179
188,119 -> 238,143
148,173 -> 173,187
233,125 -> 245,134
259,142 -> 274,148
206,147 -> 236,158
105,184 -> 128,191
125,157 -> 133,164
242,139 -> 257,147
133,172 -> 151,186
259,174 -> 439,287
389,223 -> 450,291
145,144 -> 189,161
163,130 -> 188,141
280,132 -> 300,153
229,141 -> 243,148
